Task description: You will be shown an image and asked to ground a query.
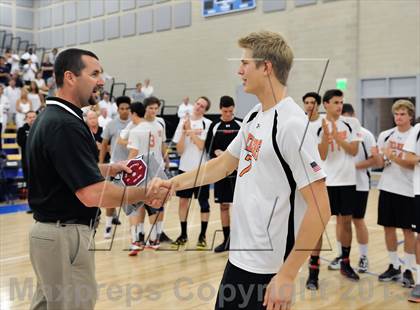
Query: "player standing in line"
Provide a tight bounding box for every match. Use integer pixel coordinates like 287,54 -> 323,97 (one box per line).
377,100 -> 416,288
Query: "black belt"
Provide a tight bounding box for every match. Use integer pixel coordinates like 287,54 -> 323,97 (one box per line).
40,218 -> 98,228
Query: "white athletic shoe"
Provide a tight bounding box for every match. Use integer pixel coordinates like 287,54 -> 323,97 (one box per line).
104,226 -> 112,239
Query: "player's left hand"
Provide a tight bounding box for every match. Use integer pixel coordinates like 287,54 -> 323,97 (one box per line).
263,273 -> 294,310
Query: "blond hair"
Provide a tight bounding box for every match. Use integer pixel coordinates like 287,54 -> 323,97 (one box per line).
238,31 -> 294,86
392,99 -> 415,119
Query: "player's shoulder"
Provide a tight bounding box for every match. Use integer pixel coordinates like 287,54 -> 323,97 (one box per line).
243,104 -> 262,124
378,127 -> 396,140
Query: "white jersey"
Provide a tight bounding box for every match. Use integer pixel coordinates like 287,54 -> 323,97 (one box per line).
127,118 -> 166,165
377,127 -> 414,197
354,127 -> 376,192
403,124 -> 420,196
307,114 -> 324,140
172,117 -> 212,172
317,116 -> 362,186
227,97 -> 326,274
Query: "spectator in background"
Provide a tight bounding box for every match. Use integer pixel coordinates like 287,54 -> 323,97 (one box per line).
99,91 -> 117,119
28,81 -> 44,113
15,88 -> 32,128
17,110 -> 37,189
131,82 -> 146,103
48,48 -> 58,65
34,71 -> 48,95
9,53 -> 21,74
47,74 -> 56,97
21,48 -> 39,66
11,70 -> 24,88
0,84 -> 10,145
177,96 -> 193,119
22,59 -> 37,85
4,78 -> 21,124
98,108 -> 112,130
0,56 -> 11,86
41,54 -> 54,82
142,78 -> 154,98
86,110 -> 104,157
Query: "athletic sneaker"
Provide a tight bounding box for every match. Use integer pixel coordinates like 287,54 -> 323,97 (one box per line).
104,226 -> 112,239
378,264 -> 401,282
112,217 -> 121,225
159,231 -> 173,243
305,267 -> 319,291
172,235 -> 188,246
358,255 -> 369,273
214,241 -> 229,253
147,239 -> 160,250
408,285 -> 420,303
340,259 -> 360,281
196,235 -> 207,249
402,270 -> 415,288
328,256 -> 341,270
128,242 -> 142,256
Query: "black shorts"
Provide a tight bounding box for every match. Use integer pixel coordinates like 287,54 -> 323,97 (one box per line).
144,205 -> 164,216
377,190 -> 414,229
176,170 -> 209,200
352,191 -> 369,219
327,185 -> 357,216
413,196 -> 420,233
215,260 -> 275,310
214,174 -> 236,204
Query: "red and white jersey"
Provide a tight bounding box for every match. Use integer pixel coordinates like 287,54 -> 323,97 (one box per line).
127,118 -> 166,165
403,124 -> 420,196
378,126 -> 414,197
227,97 -> 325,274
317,116 -> 362,186
354,127 -> 377,192
172,117 -> 212,172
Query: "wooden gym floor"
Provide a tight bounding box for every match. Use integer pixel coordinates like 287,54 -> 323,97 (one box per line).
0,187 -> 419,310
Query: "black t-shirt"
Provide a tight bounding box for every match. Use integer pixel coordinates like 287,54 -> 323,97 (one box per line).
206,117 -> 242,159
0,64 -> 10,85
27,97 -> 104,223
91,126 -> 110,162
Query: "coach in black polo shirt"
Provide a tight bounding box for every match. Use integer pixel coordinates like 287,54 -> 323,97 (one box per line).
27,48 -> 168,310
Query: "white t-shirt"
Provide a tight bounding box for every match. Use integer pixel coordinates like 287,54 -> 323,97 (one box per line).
142,85 -> 154,98
22,63 -> 37,81
177,103 -> 194,119
0,95 -> 10,124
227,97 -> 326,274
307,114 -> 324,141
172,117 -> 212,172
4,86 -> 21,114
377,127 -> 414,197
354,127 -> 377,192
403,124 -> 420,196
98,115 -> 112,130
128,118 -> 166,165
317,116 -> 362,186
28,93 -> 41,112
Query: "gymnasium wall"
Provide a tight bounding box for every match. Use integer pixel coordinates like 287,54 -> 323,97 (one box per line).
0,0 -> 419,115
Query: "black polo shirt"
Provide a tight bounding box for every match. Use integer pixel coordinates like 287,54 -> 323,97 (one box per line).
27,97 -> 104,223
206,117 -> 242,159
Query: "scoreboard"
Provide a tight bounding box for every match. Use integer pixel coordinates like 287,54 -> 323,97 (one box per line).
202,0 -> 256,17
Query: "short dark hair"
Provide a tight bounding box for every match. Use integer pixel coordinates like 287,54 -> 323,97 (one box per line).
342,103 -> 355,115
54,48 -> 99,88
198,96 -> 211,111
302,92 -> 321,106
219,96 -> 235,109
131,102 -> 145,118
323,89 -> 343,103
116,96 -> 131,107
144,96 -> 161,108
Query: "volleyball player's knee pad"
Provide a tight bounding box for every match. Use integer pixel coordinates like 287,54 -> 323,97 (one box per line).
199,199 -> 210,213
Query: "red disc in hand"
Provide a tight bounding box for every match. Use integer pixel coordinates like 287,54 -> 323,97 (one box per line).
121,158 -> 148,187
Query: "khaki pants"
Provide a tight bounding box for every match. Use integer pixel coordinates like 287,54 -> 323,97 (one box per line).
29,222 -> 97,310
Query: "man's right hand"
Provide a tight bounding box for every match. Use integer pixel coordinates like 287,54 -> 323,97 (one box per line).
146,178 -> 175,208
